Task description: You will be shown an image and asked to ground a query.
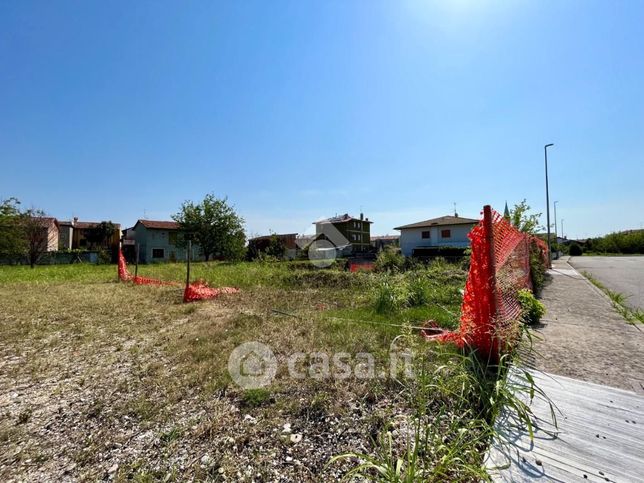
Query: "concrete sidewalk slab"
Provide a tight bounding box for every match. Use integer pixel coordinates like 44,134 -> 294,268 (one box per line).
488,370 -> 644,482
524,258 -> 644,393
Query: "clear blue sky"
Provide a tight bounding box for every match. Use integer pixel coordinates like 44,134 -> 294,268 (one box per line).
2,1 -> 643,239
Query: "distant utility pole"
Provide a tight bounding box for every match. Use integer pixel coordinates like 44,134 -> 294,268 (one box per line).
544,143 -> 554,264
554,201 -> 559,241
561,219 -> 565,239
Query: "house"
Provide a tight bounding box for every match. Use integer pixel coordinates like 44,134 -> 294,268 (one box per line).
314,213 -> 372,255
34,217 -> 60,252
58,217 -> 121,252
394,215 -> 478,257
370,235 -> 400,252
248,233 -> 298,259
123,220 -> 201,263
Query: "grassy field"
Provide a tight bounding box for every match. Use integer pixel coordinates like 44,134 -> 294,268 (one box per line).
0,259 -> 519,481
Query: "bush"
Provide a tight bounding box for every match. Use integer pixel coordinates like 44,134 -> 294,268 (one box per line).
529,241 -> 547,296
568,243 -> 583,256
517,289 -> 545,324
374,247 -> 405,272
97,249 -> 112,265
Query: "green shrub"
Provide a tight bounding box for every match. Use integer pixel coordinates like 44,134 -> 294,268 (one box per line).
517,289 -> 545,324
374,247 -> 405,272
241,388 -> 272,408
568,243 -> 583,256
529,240 -> 547,295
97,249 -> 112,265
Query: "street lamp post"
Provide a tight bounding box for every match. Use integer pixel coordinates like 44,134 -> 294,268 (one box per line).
544,143 -> 554,265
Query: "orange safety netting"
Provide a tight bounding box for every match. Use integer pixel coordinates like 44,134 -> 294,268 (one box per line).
118,250 -> 239,302
118,250 -> 132,281
428,206 -> 548,360
183,282 -> 240,303
118,250 -> 179,286
349,261 -> 375,272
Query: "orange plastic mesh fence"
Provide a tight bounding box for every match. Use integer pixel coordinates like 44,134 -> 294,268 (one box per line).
436,206 -> 548,359
118,249 -> 239,302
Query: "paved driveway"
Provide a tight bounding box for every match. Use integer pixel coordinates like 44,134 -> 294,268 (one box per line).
569,256 -> 644,310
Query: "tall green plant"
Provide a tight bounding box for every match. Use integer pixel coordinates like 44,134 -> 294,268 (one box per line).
0,198 -> 26,259
331,325 -> 558,481
509,200 -> 542,235
173,194 -> 246,261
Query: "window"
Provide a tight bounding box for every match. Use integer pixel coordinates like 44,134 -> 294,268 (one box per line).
421,231 -> 430,239
168,231 -> 177,245
152,248 -> 165,259
441,229 -> 451,239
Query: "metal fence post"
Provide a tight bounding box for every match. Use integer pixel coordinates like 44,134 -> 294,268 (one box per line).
186,239 -> 192,289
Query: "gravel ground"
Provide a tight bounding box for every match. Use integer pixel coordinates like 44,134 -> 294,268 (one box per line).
0,279 -> 470,482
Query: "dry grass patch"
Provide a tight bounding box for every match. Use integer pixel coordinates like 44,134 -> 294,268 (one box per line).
0,261 -> 504,482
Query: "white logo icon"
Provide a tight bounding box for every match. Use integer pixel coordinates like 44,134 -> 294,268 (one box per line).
228,341 -> 277,389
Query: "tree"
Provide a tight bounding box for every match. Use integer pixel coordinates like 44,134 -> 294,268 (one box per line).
173,194 -> 246,261
85,221 -> 117,250
0,199 -> 55,267
509,199 -> 542,234
0,198 -> 26,259
22,208 -> 55,268
265,234 -> 286,258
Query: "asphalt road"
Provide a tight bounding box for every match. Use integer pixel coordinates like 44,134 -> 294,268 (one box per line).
569,256 -> 644,310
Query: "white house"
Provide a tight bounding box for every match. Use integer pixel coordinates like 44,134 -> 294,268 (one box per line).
394,215 -> 479,257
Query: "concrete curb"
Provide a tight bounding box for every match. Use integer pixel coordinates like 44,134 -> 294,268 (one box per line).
559,258 -> 617,309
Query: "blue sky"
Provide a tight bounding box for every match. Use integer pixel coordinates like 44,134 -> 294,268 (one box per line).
1,1 -> 643,239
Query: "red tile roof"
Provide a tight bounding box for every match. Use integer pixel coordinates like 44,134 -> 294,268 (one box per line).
136,219 -> 181,230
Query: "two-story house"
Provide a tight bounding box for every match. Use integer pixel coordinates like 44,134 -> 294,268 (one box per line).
58,217 -> 121,252
314,213 -> 372,255
123,220 -> 201,263
395,215 -> 478,257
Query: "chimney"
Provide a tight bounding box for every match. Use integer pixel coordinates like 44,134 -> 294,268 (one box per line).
73,217 -> 78,226
360,213 -> 364,220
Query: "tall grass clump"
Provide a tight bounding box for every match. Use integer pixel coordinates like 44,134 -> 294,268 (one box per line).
373,277 -> 409,314
332,319 -> 557,481
406,274 -> 429,307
